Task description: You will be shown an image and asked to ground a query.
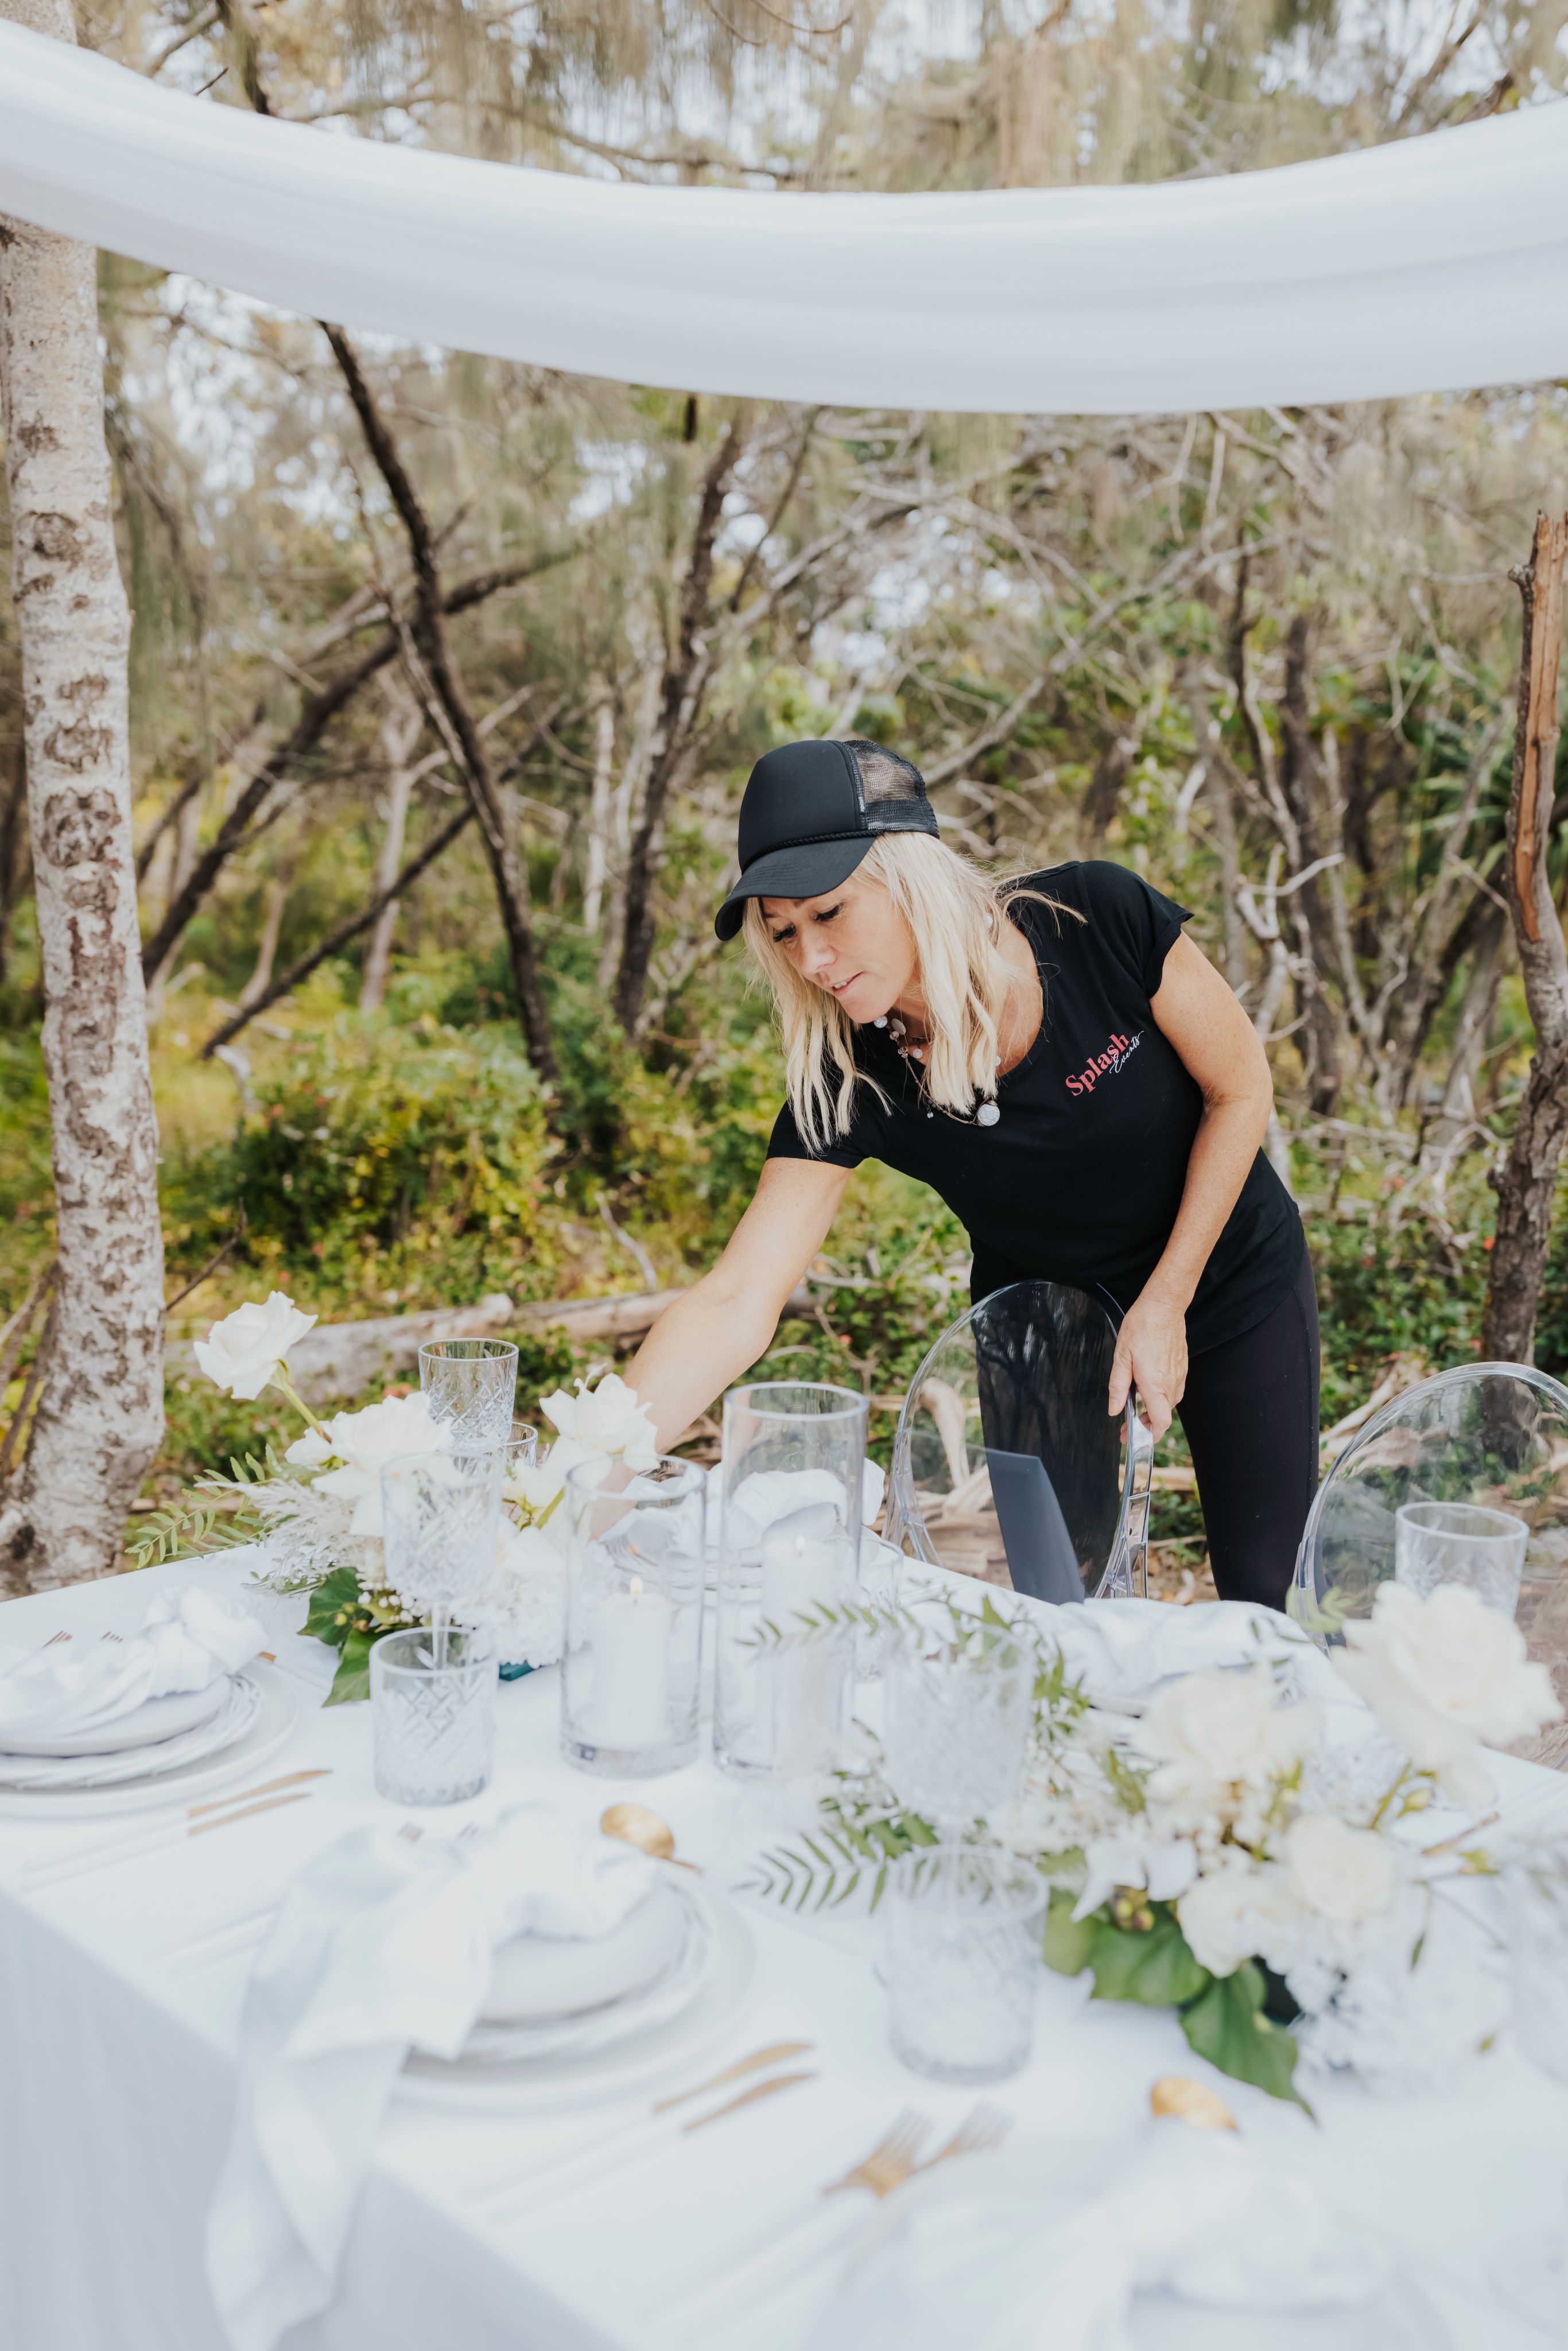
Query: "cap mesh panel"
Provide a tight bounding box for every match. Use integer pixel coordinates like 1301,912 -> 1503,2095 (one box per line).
843,739 -> 930,827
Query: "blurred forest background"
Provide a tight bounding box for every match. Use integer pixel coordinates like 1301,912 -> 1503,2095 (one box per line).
3,0 -> 1568,1589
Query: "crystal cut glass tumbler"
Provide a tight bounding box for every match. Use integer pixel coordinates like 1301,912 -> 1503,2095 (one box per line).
561,1456 -> 706,1777
418,1338 -> 519,1452
713,1383 -> 866,1782
882,1621 -> 1033,1830
886,1846 -> 1045,2085
371,1625 -> 495,1805
1394,1499 -> 1528,1615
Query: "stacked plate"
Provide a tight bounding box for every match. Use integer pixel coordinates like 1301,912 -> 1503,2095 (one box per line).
0,1657 -> 296,1817
402,1875 -> 756,2112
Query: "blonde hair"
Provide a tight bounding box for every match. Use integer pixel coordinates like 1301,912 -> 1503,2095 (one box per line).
743,832 -> 1073,1151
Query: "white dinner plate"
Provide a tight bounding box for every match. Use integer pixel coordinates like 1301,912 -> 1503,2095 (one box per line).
832,2140 -> 1451,2351
465,1888 -> 712,2063
0,1666 -> 297,1818
0,1678 -> 226,1758
398,1879 -> 754,2114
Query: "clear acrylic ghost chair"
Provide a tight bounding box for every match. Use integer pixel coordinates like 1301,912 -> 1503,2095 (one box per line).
886,1280 -> 1154,1603
1291,1361 -> 1568,1768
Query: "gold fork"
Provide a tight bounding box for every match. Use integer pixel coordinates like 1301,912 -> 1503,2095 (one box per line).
910,2101 -> 1014,2180
821,2109 -> 932,2199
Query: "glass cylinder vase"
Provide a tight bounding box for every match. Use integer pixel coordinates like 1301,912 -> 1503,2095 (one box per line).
713,1383 -> 867,1782
560,1455 -> 707,1777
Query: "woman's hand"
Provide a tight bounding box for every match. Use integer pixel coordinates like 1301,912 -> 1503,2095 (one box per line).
1107,1287 -> 1189,1438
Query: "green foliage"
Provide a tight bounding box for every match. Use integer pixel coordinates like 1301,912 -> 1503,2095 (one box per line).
303,1565 -> 387,1705
1180,1963 -> 1311,2113
161,1017 -> 558,1309
126,1446 -> 284,1568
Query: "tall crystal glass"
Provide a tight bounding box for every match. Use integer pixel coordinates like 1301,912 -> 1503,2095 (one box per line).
713,1383 -> 866,1782
380,1447 -> 503,1669
418,1337 -> 519,1452
1394,1499 -> 1528,1615
1487,1852 -> 1568,2326
886,1846 -> 1045,2085
882,1618 -> 1033,1830
561,1455 -> 707,1776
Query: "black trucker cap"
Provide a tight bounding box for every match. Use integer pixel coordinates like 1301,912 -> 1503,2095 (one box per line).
713,738 -> 940,941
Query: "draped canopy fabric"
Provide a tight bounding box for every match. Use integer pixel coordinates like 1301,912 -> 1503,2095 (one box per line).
1,21 -> 1566,414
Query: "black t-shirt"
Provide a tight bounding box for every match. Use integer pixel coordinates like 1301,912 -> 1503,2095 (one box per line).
766,859 -> 1302,1355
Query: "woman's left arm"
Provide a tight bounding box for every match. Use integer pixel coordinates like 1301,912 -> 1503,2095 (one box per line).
1107,933 -> 1277,1436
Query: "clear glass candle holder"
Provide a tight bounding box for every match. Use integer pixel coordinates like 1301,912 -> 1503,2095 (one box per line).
882,1618 -> 1033,1830
371,1625 -> 496,1806
886,1845 -> 1046,2086
1394,1499 -> 1528,1615
418,1337 -> 519,1452
380,1447 -> 504,1669
713,1383 -> 867,1783
561,1456 -> 707,1777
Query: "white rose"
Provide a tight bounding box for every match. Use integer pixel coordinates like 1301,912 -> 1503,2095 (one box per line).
460,1516 -> 566,1666
192,1293 -> 316,1401
538,1374 -> 659,1470
284,1427 -> 333,1469
1140,1666 -> 1321,1830
315,1391 -> 448,1537
1073,1830 -> 1199,1922
1177,1860 -> 1303,1979
1283,1811 -> 1397,1925
1336,1584 -> 1562,1806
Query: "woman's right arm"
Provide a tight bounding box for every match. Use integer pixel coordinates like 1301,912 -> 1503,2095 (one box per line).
623,1156 -> 853,1450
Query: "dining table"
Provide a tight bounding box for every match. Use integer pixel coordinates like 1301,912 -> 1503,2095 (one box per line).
1,1546 -> 1566,2351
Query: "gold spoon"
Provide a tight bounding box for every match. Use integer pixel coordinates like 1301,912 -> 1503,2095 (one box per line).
1150,2075 -> 1238,2132
599,1802 -> 698,1870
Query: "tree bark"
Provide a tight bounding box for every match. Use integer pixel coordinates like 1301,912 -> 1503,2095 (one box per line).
613,419 -> 746,1034
358,685 -> 422,1012
0,0 -> 165,1592
581,679 -> 615,936
1481,512 -> 1568,1364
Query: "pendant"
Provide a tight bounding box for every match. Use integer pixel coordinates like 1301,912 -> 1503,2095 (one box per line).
873,1015 -> 888,1028
976,1102 -> 1000,1127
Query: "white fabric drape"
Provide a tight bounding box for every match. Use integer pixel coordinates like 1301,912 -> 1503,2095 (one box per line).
1,22 -> 1566,413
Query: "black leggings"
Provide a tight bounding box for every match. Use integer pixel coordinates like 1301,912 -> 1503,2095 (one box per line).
1177,1245 -> 1320,1610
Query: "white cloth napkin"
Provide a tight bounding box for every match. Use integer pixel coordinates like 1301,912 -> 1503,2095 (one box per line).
810,2125 -> 1389,2351
205,1805 -> 657,2351
0,1585 -> 264,1741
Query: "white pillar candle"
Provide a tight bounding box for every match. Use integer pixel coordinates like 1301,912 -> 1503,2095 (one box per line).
593,1576 -> 673,1748
760,1517 -> 846,1771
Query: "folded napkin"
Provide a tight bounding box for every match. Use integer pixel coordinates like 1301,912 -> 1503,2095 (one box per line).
0,1585 -> 264,1741
810,2124 -> 1390,2351
205,1805 -> 657,2351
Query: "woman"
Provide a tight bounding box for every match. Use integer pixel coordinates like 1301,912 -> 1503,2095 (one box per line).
626,736 -> 1318,1608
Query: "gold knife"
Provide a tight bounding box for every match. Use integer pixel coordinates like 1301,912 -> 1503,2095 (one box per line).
683,2070 -> 818,2135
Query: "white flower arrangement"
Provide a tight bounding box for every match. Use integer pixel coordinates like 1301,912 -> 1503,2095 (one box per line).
136,1295 -> 661,1700
755,1580 -> 1561,2105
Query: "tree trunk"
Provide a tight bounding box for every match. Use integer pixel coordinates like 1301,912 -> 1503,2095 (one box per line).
613,419 -> 746,1034
237,865 -> 291,1012
0,0 -> 165,1593
1481,512 -> 1568,1364
358,685 -> 422,1012
581,680 -> 615,936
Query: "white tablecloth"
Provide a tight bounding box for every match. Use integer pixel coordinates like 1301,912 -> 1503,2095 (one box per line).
1,1553 -> 1565,2351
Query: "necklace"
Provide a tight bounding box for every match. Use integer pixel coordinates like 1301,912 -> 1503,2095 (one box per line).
873,1014 -> 1000,1127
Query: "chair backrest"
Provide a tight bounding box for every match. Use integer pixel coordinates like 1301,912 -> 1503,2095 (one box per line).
1291,1360 -> 1568,1768
887,1279 -> 1152,1603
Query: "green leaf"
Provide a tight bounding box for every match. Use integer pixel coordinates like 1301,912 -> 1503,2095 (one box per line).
1042,1888 -> 1099,1977
1086,1904 -> 1209,2007
304,1565 -> 362,1648
1179,1961 -> 1313,2113
323,1626 -> 377,1706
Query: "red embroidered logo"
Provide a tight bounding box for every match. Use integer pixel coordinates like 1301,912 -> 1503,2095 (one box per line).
1065,1030 -> 1143,1096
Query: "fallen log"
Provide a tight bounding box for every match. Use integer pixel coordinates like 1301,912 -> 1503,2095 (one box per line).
165,1283 -> 820,1407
